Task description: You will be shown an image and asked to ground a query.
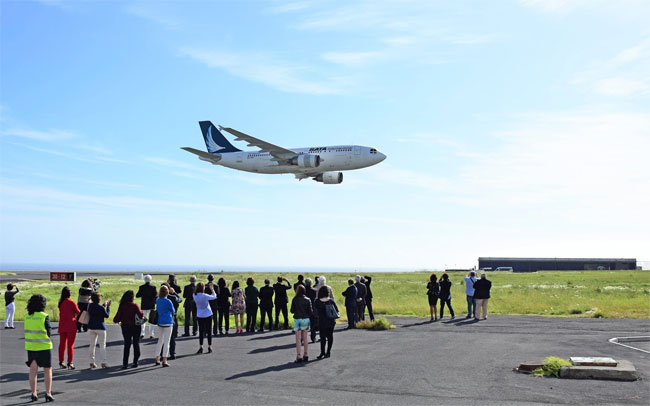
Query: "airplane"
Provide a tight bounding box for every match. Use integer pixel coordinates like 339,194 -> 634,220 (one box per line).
181,121 -> 386,184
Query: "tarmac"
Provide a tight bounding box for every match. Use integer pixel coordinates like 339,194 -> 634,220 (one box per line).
0,315 -> 648,405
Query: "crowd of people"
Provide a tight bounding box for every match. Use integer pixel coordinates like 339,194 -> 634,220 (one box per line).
8,271 -> 493,401
427,271 -> 492,321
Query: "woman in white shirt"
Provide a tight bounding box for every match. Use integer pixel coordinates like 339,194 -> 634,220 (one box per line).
192,283 -> 216,354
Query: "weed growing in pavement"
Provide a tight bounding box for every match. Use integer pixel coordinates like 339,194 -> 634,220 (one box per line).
533,356 -> 572,377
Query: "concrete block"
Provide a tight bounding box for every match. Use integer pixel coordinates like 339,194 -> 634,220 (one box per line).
560,359 -> 637,381
570,357 -> 617,367
517,361 -> 544,372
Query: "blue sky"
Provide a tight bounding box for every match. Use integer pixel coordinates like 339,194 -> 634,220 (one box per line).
1,0 -> 648,271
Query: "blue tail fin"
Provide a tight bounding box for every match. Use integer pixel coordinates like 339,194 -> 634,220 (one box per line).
198,121 -> 241,153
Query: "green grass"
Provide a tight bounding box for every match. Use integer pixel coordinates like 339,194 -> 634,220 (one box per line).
355,318 -> 395,330
2,270 -> 649,323
533,356 -> 572,377
0,271 -> 16,276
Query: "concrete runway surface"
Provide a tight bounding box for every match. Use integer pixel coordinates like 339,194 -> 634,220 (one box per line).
0,316 -> 648,405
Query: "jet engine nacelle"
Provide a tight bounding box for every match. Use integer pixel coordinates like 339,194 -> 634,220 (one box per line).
314,172 -> 343,184
292,154 -> 321,168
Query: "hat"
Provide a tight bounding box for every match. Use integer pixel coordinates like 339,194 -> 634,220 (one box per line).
168,274 -> 175,280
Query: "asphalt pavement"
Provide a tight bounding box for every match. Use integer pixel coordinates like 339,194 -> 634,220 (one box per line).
0,316 -> 648,405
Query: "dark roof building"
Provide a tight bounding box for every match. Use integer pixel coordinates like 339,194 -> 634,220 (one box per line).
478,257 -> 637,273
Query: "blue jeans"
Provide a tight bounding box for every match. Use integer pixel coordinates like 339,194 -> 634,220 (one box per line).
466,295 -> 476,317
346,306 -> 357,328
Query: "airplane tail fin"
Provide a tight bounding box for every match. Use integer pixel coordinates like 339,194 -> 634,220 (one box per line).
198,121 -> 241,153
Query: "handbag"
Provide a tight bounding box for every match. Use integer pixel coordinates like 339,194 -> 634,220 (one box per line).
148,309 -> 158,325
135,313 -> 147,326
78,310 -> 89,325
325,301 -> 340,320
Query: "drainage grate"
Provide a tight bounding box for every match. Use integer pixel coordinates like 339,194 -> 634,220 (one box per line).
609,336 -> 650,354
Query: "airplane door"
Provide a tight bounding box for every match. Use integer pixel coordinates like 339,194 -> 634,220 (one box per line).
354,146 -> 361,155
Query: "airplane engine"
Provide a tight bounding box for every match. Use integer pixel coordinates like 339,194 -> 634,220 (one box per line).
314,172 -> 343,184
292,154 -> 321,168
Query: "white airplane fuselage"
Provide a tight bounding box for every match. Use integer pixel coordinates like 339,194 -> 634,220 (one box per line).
211,145 -> 386,175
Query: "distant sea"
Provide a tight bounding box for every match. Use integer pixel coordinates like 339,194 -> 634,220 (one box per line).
0,263 -> 434,273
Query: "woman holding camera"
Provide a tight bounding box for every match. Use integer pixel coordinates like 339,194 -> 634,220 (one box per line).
58,287 -> 80,369
426,273 -> 439,322
193,282 -> 217,354
154,285 -> 175,367
87,292 -> 111,369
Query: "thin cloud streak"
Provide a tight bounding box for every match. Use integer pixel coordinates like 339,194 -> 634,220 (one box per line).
180,48 -> 347,95
1,128 -> 76,141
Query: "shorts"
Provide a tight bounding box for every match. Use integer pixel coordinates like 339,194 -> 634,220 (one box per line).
293,318 -> 310,331
26,349 -> 52,368
428,295 -> 438,306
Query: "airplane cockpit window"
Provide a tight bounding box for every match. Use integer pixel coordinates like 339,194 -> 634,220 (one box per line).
370,148 -> 377,154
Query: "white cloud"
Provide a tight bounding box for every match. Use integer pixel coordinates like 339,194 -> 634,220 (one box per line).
573,37 -> 650,97
75,144 -> 113,155
180,48 -> 346,95
321,50 -> 383,66
1,128 -> 76,141
518,0 -> 590,13
450,110 -> 650,217
0,182 -> 256,214
593,77 -> 648,96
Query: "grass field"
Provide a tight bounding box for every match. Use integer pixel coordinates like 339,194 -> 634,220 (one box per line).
2,270 -> 649,324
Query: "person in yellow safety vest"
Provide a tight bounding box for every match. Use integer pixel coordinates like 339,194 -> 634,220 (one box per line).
24,294 -> 54,402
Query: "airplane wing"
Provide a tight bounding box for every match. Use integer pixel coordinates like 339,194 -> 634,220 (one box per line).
181,147 -> 222,163
219,126 -> 297,162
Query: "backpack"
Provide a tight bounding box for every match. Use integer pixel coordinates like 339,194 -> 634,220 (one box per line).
325,301 -> 340,320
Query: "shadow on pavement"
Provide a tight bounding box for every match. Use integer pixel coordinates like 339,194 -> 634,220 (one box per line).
225,360 -> 319,380
248,343 -> 295,354
400,320 -> 434,328
247,331 -> 293,341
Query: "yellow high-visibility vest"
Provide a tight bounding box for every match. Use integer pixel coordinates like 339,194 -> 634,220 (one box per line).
24,312 -> 52,351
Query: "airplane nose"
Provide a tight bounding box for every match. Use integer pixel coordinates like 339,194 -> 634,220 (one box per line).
378,152 -> 386,162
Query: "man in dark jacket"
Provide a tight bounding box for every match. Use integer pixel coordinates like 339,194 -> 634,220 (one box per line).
161,282 -> 182,359
182,276 -> 197,336
473,272 -> 492,320
258,279 -> 274,332
342,279 -> 358,329
136,275 -> 157,338
354,275 -> 367,322
273,277 -> 292,330
363,275 -> 375,321
293,275 -> 305,291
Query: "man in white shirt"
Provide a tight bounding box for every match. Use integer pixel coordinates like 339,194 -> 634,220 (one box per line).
464,271 -> 478,319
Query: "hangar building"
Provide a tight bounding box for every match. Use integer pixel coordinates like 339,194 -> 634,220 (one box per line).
478,257 -> 637,273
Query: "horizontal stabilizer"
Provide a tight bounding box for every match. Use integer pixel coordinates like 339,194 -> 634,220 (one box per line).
181,147 -> 221,163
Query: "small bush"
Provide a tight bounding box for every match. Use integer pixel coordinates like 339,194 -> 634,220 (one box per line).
569,308 -> 583,314
355,318 -> 395,330
592,311 -> 606,318
533,356 -> 572,377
